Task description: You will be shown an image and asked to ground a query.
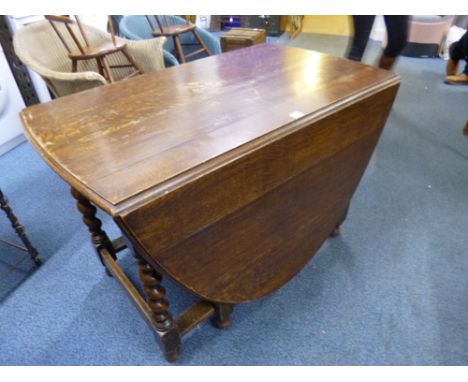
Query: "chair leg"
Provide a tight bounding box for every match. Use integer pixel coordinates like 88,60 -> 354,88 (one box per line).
71,58 -> 77,72
96,58 -> 104,77
101,57 -> 114,83
120,48 -> 143,75
173,35 -> 186,63
192,29 -> 212,56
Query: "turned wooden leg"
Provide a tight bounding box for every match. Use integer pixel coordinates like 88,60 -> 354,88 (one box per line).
96,58 -> 104,77
121,47 -> 143,75
101,57 -> 115,83
138,259 -> 173,331
211,303 -> 233,329
137,255 -> 181,362
192,29 -> 212,56
330,205 -> 350,237
70,188 -> 116,274
173,35 -> 186,63
0,189 -> 42,266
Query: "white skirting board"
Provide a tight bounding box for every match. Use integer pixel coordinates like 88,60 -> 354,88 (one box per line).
0,134 -> 26,157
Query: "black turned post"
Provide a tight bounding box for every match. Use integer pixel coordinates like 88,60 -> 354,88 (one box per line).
70,188 -> 116,273
0,188 -> 42,266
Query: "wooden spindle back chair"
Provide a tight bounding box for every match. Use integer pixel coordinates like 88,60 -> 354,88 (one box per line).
145,15 -> 212,63
45,15 -> 142,83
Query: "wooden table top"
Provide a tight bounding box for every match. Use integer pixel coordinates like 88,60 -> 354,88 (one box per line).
20,44 -> 398,216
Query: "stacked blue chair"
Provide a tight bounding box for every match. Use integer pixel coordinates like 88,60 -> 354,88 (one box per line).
119,15 -> 221,67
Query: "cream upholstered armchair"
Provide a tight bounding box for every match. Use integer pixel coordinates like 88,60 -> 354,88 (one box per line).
13,19 -> 166,97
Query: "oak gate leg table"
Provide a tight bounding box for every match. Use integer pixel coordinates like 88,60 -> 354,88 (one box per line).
20,44 -> 399,362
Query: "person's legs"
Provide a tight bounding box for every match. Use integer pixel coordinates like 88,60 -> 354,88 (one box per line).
379,15 -> 409,70
445,31 -> 468,84
448,31 -> 468,74
347,15 -> 376,61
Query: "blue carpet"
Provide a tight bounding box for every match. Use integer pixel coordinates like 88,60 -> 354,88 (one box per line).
0,33 -> 467,365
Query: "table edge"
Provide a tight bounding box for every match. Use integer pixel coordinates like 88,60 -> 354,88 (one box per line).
21,73 -> 400,217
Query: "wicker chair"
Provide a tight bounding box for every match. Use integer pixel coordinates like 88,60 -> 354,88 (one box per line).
13,19 -> 166,98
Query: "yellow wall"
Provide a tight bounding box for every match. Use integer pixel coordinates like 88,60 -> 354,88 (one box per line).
301,15 -> 352,36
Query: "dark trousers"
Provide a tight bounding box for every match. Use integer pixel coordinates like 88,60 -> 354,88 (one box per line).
347,15 -> 409,61
449,31 -> 468,74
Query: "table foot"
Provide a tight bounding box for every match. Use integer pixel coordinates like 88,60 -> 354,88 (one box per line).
330,226 -> 341,237
211,303 -> 233,329
329,204 -> 349,238
158,329 -> 181,363
163,347 -> 181,363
